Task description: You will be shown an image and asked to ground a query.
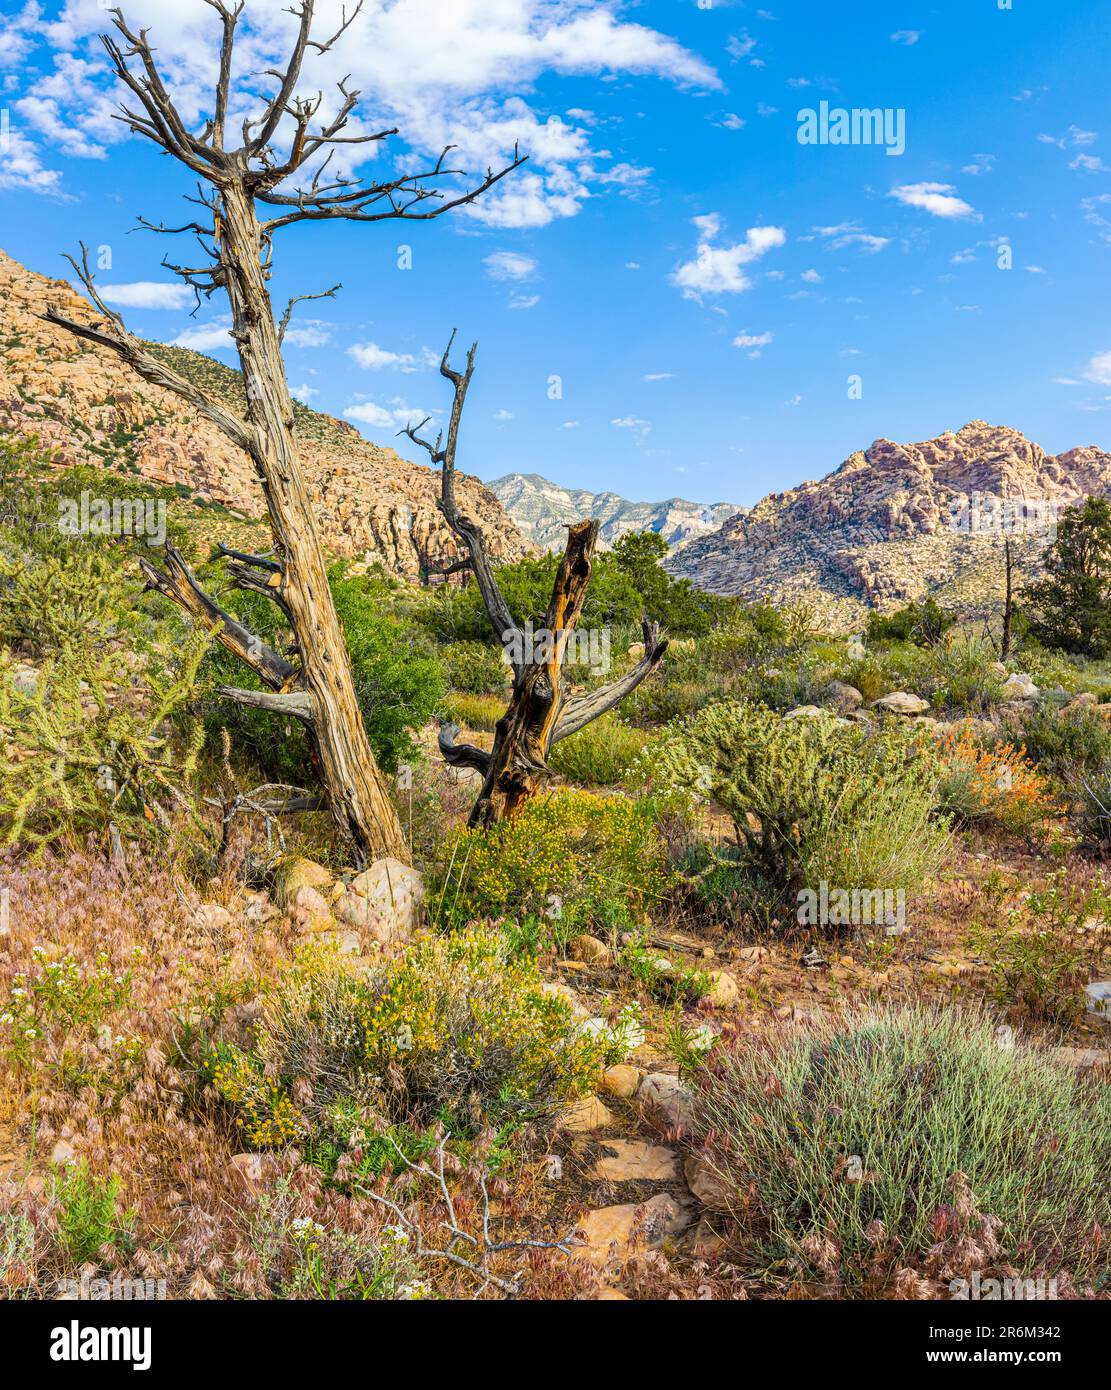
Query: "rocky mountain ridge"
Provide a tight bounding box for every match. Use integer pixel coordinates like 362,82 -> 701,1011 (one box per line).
667,421 -> 1111,627
0,247 -> 528,579
489,471 -> 743,551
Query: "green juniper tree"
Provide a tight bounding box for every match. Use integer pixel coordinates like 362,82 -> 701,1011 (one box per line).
1025,497 -> 1111,657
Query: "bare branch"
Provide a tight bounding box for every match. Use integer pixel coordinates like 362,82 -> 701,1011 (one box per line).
45,243 -> 253,454
437,722 -> 493,776
138,544 -> 296,690
218,686 -> 314,721
551,619 -> 669,744
277,282 -> 340,345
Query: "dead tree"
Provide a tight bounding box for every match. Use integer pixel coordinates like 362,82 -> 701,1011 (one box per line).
1001,537 -> 1014,659
42,2 -> 525,861
404,333 -> 668,828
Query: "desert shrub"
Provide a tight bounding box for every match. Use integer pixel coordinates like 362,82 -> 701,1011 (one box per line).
440,691 -> 506,732
965,871 -> 1110,1026
610,530 -> 736,636
866,598 -> 955,647
1025,496 -> 1111,657
934,726 -> 1058,834
54,1164 -> 134,1266
1017,702 -> 1111,786
0,945 -> 142,1095
209,929 -> 609,1144
693,1006 -> 1111,1292
0,548 -> 139,656
0,628 -> 208,850
842,640 -> 935,705
933,633 -> 1005,713
434,788 -> 670,938
440,639 -> 509,695
651,701 -> 949,917
549,713 -> 650,786
202,565 -> 444,779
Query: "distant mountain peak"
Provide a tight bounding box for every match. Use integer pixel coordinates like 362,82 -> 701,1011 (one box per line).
488,471 -> 745,552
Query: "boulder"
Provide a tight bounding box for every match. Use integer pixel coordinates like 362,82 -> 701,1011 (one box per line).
782,705 -> 824,720
572,1193 -> 690,1269
599,1064 -> 643,1099
683,1154 -> 733,1210
705,969 -> 740,1009
824,680 -> 863,712
637,1072 -> 695,1131
870,691 -> 930,715
271,855 -> 335,909
593,1139 -> 680,1182
292,885 -> 334,933
334,858 -> 423,946
194,902 -> 233,933
1001,673 -> 1039,700
559,1094 -> 614,1133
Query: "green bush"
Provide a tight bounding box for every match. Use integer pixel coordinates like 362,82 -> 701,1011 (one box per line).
54,1164 -> 134,1266
433,788 -> 670,939
694,1006 -> 1111,1292
933,633 -> 1005,713
440,691 -> 505,732
209,929 -> 609,1145
1018,702 -> 1111,786
549,713 -> 650,786
652,700 -> 949,917
440,639 -> 509,695
866,598 -> 955,647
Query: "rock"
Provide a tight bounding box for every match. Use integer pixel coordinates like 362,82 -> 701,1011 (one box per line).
10,663 -> 38,696
782,705 -> 824,720
683,1154 -> 733,1210
541,981 -> 588,1016
593,1139 -> 680,1182
594,1289 -> 631,1300
272,856 -> 335,909
705,969 -> 740,1009
1061,691 -> 1098,715
627,641 -> 646,661
870,691 -> 930,715
337,858 -> 423,946
292,885 -> 334,933
825,680 -> 863,712
572,1193 -> 690,1269
684,1214 -> 729,1260
229,1152 -> 278,1188
1001,673 -> 1039,700
736,944 -> 768,963
50,1140 -> 77,1166
559,1095 -> 614,1133
637,1072 -> 695,1131
569,934 -> 612,966
1051,1046 -> 1111,1073
599,1064 -> 642,1099
195,902 -> 233,933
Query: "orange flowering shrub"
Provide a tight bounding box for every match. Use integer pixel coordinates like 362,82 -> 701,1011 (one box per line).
935,726 -> 1058,834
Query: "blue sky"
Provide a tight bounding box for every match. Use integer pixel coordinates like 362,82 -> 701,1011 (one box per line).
1,0 -> 1110,507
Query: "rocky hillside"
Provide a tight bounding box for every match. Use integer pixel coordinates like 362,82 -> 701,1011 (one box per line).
0,248 -> 528,579
489,471 -> 743,551
667,421 -> 1111,628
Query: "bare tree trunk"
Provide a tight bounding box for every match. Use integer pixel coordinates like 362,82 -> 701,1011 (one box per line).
1002,537 -> 1014,659
410,335 -> 668,827
41,2 -> 525,860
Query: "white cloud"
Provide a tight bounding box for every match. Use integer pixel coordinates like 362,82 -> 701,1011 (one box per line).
98,282 -> 194,311
812,223 -> 890,253
890,30 -> 921,45
800,268 -> 822,283
714,112 -> 747,131
1071,153 -> 1107,173
17,0 -> 718,222
508,293 -> 540,310
671,214 -> 786,299
1084,351 -> 1111,385
643,372 -> 675,381
348,341 -> 434,371
346,397 -> 436,432
493,408 -> 514,421
726,32 -> 757,62
961,153 -> 995,176
289,382 -> 318,402
890,182 -> 979,220
611,416 -> 650,436
284,321 -> 332,348
484,249 -> 538,281
168,320 -> 234,351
